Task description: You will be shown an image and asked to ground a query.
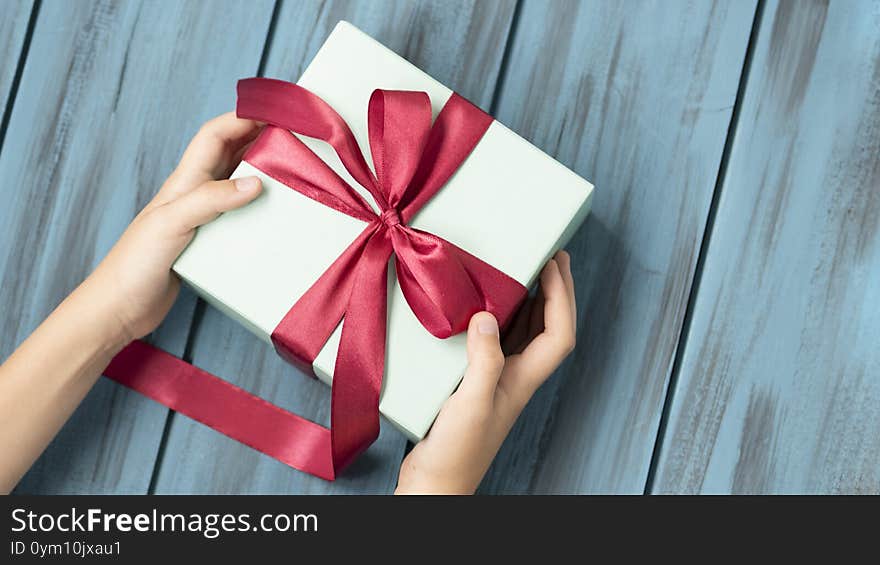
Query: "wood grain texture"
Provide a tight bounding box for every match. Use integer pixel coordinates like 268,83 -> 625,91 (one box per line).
3,0 -> 275,493
151,0 -> 518,494
651,0 -> 880,494
0,0 -> 33,128
478,0 -> 757,493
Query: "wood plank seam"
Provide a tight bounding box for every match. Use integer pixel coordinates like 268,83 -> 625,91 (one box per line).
392,0 -> 527,476
145,300 -> 207,494
643,0 -> 767,494
470,0 -> 759,493
648,0 -> 880,494
0,0 -> 40,159
143,0 -> 283,495
4,0 -> 280,493
395,0 -> 527,473
388,0 -> 527,474
256,0 -> 283,77
488,0 -> 525,116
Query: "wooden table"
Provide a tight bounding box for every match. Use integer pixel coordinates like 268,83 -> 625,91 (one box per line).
2,0 -> 877,494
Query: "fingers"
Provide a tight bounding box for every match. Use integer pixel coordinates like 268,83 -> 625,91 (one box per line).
537,257 -> 575,352
458,312 -> 505,401
173,112 -> 263,186
148,114 -> 262,210
501,257 -> 576,399
527,280 -> 546,343
555,250 -> 576,328
501,293 -> 533,354
161,176 -> 262,233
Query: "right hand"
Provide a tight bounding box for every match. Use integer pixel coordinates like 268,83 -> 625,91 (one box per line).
396,251 -> 577,494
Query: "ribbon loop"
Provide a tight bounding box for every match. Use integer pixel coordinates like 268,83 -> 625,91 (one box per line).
237,78 -> 380,199
368,89 -> 433,208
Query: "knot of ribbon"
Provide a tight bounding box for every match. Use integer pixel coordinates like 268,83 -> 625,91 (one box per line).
379,208 -> 402,227
105,78 -> 527,481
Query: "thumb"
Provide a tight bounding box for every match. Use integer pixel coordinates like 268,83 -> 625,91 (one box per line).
164,175 -> 262,232
458,312 -> 505,400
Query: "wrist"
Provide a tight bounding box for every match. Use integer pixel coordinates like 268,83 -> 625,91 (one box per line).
71,274 -> 135,352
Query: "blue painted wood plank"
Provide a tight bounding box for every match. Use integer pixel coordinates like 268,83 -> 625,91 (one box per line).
651,0 -> 880,494
152,0 -> 518,494
478,0 -> 758,493
0,0 -> 33,131
3,0 -> 275,493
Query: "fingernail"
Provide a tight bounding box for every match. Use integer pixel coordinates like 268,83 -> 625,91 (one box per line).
477,316 -> 498,335
234,176 -> 260,192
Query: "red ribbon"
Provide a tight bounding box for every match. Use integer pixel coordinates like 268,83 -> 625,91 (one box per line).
105,78 -> 527,480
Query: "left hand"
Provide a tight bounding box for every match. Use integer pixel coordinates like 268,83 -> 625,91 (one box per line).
396,251 -> 577,494
0,113 -> 265,493
88,113 -> 264,342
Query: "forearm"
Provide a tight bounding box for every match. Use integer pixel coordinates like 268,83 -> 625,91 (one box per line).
0,275 -> 128,493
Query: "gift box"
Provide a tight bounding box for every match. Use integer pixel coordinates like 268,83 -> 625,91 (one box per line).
172,21 -> 593,444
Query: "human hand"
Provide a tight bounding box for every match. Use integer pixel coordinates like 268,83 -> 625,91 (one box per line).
0,113 -> 266,493
395,251 -> 577,494
87,113 -> 263,343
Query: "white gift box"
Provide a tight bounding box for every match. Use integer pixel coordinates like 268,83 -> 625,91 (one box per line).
173,21 -> 594,442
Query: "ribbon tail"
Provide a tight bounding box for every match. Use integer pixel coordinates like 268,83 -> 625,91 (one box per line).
271,222 -> 380,371
104,341 -> 336,480
330,229 -> 393,472
103,222 -> 394,482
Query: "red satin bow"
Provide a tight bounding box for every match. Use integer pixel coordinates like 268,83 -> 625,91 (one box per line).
105,78 -> 527,480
